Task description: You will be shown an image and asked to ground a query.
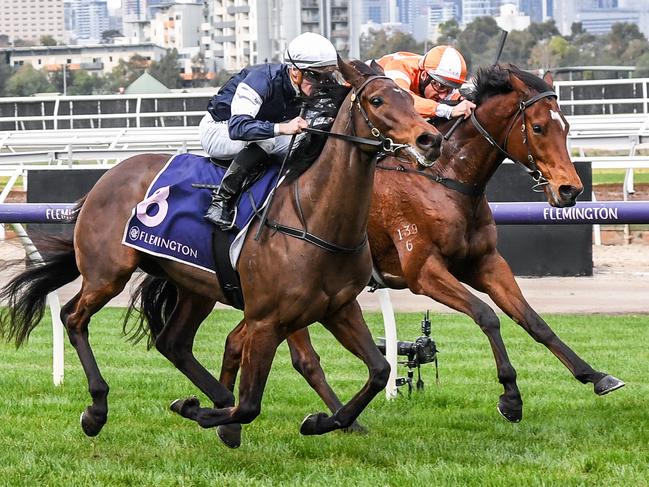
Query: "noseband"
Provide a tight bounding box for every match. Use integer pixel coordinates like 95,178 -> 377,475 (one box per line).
469,90 -> 560,191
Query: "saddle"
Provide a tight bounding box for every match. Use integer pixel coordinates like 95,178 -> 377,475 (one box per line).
123,153 -> 281,312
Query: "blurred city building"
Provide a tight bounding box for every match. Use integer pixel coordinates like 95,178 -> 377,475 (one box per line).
0,0 -> 66,44
70,0 -> 111,44
1,43 -> 166,72
201,0 -> 360,72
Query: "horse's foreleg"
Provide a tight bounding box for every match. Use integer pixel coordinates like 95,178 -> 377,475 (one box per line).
288,328 -> 367,433
466,252 -> 624,396
186,321 -> 282,432
300,300 -> 389,436
220,321 -> 367,433
412,258 -> 523,422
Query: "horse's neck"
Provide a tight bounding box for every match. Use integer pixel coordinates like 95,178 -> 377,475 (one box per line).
292,109 -> 375,245
437,97 -> 515,189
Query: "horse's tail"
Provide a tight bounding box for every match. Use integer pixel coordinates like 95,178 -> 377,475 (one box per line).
124,275 -> 177,349
0,235 -> 80,347
0,197 -> 86,347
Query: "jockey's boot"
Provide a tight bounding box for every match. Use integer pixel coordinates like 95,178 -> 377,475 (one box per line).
205,144 -> 267,230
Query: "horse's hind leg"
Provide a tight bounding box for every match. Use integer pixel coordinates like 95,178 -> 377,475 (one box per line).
300,300 -> 389,436
62,276 -> 132,437
156,289 -> 241,447
467,251 -> 624,395
157,289 -> 234,408
219,319 -> 246,391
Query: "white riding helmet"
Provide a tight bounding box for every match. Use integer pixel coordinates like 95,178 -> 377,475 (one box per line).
284,32 -> 338,69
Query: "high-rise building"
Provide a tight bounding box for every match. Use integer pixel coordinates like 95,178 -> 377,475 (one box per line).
554,0 -> 644,37
0,0 -> 66,44
396,0 -> 411,25
429,2 -> 457,39
73,0 -> 111,44
519,0 -> 552,23
461,0 -> 501,25
363,0 -> 390,23
202,0 -> 360,72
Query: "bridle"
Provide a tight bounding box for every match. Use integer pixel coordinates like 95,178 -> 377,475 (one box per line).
304,75 -> 431,167
376,88 -> 563,197
266,74 -> 431,253
469,89 -> 562,191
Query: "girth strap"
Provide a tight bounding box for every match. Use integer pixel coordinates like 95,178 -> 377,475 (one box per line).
376,163 -> 484,197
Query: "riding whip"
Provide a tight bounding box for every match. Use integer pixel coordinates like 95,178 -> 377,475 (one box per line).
254,103 -> 308,241
444,28 -> 509,141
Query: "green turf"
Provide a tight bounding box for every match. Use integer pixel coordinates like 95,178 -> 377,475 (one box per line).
592,168 -> 649,186
1,309 -> 647,486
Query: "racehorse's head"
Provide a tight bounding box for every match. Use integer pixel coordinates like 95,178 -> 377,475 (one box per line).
473,64 -> 582,207
337,57 -> 442,165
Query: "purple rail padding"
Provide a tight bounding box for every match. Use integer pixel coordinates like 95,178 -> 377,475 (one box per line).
0,201 -> 648,225
489,201 -> 649,225
0,203 -> 76,223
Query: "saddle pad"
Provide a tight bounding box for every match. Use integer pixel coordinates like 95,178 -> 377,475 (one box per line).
122,153 -> 280,273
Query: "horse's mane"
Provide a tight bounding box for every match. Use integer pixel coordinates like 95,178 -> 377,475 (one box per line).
469,63 -> 552,105
284,60 -> 379,182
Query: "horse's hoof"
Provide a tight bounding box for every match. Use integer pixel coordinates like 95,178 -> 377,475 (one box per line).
497,398 -> 522,423
300,412 -> 329,436
594,375 -> 625,396
341,421 -> 368,434
217,424 -> 242,449
170,396 -> 200,418
79,409 -> 105,437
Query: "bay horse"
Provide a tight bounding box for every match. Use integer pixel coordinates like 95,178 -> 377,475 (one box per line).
0,58 -> 442,447
213,63 -> 624,432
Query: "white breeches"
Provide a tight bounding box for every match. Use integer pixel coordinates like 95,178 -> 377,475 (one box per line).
198,114 -> 300,159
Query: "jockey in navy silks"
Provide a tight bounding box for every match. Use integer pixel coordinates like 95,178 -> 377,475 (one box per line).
199,32 -> 339,230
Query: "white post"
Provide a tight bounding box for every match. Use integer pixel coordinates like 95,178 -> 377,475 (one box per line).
9,223 -> 65,386
47,292 -> 65,385
376,288 -> 398,400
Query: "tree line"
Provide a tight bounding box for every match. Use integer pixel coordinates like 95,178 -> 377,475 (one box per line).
3,17 -> 649,97
363,17 -> 649,76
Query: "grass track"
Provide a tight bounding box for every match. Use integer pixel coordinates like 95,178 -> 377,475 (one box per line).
1,309 -> 648,486
592,168 -> 649,185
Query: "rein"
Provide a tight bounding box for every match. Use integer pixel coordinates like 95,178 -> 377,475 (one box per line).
468,90 -> 558,191
265,182 -> 368,253
266,74 -> 416,253
390,89 -> 559,197
376,162 -> 483,197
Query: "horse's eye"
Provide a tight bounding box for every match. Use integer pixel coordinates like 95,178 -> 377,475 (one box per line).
532,124 -> 543,134
370,97 -> 383,107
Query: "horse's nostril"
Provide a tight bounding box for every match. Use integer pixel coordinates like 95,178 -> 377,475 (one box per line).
416,131 -> 441,150
559,184 -> 583,201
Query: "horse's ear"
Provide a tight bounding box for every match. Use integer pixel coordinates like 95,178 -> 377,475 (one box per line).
510,74 -> 528,95
543,70 -> 554,90
369,59 -> 385,75
337,55 -> 365,88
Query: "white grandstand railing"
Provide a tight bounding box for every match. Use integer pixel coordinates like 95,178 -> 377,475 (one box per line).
554,77 -> 649,115
0,92 -> 209,131
0,77 -> 648,131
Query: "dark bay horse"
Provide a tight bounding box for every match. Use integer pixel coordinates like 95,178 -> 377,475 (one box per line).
216,63 -> 624,429
0,58 -> 441,446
